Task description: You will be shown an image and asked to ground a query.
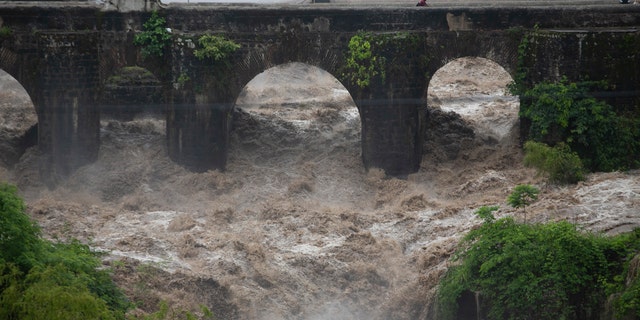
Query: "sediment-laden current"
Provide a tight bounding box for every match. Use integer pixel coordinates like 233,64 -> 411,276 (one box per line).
1,59 -> 638,319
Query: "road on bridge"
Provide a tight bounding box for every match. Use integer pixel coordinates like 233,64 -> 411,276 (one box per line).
161,0 -> 635,7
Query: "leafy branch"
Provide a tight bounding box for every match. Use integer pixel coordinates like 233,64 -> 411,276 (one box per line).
194,34 -> 240,63
134,11 -> 172,59
343,32 -> 386,89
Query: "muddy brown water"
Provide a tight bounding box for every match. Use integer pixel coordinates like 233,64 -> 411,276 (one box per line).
0,59 -> 638,319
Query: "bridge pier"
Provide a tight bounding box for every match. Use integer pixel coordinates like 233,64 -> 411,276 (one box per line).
37,96 -> 100,185
359,99 -> 426,176
166,102 -> 232,172
34,31 -> 101,185
165,98 -> 426,176
2,3 -> 638,181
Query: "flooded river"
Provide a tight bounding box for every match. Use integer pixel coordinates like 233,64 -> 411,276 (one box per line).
0,58 -> 638,319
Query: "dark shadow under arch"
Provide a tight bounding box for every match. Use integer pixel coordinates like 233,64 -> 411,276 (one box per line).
101,66 -> 163,121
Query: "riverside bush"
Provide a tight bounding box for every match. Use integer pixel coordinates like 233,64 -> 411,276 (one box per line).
613,257 -> 640,318
606,229 -> 640,318
436,208 -> 640,320
0,184 -> 40,271
523,141 -> 585,184
0,183 -> 130,319
518,78 -> 639,172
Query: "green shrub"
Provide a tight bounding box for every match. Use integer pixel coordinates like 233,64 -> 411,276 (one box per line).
19,264 -> 117,320
0,183 -> 130,319
436,203 -> 640,320
134,11 -> 172,58
523,141 -> 585,184
0,183 -> 41,271
437,215 -> 619,320
43,240 -> 130,312
606,229 -> 640,318
0,26 -> 12,38
0,183 -> 221,319
475,205 -> 499,223
194,34 -> 240,63
519,78 -> 639,172
613,257 -> 640,318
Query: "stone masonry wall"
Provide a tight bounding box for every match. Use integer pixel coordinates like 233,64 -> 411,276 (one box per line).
0,3 -> 638,178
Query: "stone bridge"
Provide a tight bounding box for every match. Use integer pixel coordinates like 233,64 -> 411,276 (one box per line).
0,0 -> 638,180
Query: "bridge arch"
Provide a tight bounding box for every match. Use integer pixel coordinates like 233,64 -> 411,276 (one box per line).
0,69 -> 38,167
231,61 -> 359,164
234,36 -> 345,95
234,61 -> 354,115
2,4 -> 637,180
427,56 -> 519,143
424,31 -> 520,87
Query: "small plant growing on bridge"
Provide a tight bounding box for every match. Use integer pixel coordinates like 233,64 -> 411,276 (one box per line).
106,66 -> 157,86
175,72 -> 191,89
0,26 -> 12,38
342,32 -> 425,90
343,32 -> 386,89
134,11 -> 172,58
194,34 -> 240,63
507,24 -> 540,96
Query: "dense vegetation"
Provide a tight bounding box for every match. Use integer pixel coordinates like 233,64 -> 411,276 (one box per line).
436,203 -> 640,319
509,29 -> 639,174
439,42 -> 640,315
514,78 -> 639,174
0,183 -> 130,319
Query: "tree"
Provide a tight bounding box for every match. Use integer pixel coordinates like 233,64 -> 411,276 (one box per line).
507,184 -> 539,223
